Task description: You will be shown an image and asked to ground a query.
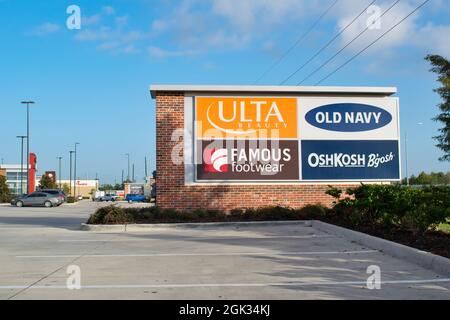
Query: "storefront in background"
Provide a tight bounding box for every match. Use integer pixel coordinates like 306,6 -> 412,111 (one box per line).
150,85 -> 400,211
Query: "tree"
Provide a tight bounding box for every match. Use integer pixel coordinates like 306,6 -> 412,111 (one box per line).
99,184 -> 114,191
425,54 -> 450,161
62,183 -> 70,195
38,175 -> 57,189
0,176 -> 11,203
402,171 -> 450,185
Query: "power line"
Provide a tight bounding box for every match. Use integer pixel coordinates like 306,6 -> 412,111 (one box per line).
298,0 -> 401,85
315,0 -> 431,85
253,0 -> 339,84
280,0 -> 377,85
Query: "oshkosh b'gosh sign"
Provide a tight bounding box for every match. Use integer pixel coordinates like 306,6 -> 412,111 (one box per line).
195,97 -> 298,139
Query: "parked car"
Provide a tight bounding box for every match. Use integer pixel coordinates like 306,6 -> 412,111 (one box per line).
98,194 -> 119,202
39,189 -> 67,203
126,194 -> 146,203
11,192 -> 61,207
92,190 -> 105,201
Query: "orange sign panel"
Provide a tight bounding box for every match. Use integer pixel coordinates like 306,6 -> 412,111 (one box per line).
195,97 -> 298,139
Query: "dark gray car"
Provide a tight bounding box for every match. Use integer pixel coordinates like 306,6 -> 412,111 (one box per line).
11,192 -> 61,208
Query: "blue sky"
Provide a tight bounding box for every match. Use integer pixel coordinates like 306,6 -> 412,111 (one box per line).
0,0 -> 448,184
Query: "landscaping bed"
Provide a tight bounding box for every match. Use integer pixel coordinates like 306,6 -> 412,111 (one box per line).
319,215 -> 450,259
86,185 -> 450,258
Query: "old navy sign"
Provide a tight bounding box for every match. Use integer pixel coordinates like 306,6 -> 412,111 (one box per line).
305,103 -> 393,132
301,140 -> 400,180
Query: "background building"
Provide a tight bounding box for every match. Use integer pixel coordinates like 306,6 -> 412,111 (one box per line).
51,179 -> 99,198
0,164 -> 29,195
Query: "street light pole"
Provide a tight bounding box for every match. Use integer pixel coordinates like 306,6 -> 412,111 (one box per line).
57,156 -> 62,189
69,151 -> 75,197
17,136 -> 27,195
74,143 -> 80,198
125,153 -> 130,181
21,101 -> 35,193
405,132 -> 409,186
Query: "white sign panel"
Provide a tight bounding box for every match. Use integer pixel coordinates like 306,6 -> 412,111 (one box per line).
298,97 -> 400,140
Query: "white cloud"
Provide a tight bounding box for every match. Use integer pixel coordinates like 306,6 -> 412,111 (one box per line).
148,46 -> 202,58
31,22 -> 61,36
335,0 -> 450,57
210,0 -> 316,33
82,14 -> 102,26
74,8 -> 143,54
102,6 -> 115,16
62,0 -> 450,61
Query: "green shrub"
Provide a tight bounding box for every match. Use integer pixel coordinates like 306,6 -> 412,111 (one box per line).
327,185 -> 450,234
295,204 -> 329,219
87,204 -> 330,225
87,205 -> 132,225
66,196 -> 76,203
0,176 -> 12,203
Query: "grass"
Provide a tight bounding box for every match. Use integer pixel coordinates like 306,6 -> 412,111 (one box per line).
437,220 -> 450,233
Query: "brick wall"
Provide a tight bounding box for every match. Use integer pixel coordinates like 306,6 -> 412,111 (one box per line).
156,92 -> 353,212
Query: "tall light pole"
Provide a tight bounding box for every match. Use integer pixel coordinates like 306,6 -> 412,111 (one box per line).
21,101 -> 35,193
69,151 -> 75,197
57,156 -> 63,189
74,142 -> 80,198
125,153 -> 130,181
17,136 -> 27,195
145,156 -> 148,177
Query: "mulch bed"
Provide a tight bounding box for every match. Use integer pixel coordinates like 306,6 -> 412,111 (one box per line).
319,216 -> 450,259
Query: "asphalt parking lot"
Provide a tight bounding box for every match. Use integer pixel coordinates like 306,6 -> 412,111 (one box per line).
0,201 -> 449,300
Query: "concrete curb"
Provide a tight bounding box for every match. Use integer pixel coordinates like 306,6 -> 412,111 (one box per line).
312,220 -> 450,276
80,220 -> 313,232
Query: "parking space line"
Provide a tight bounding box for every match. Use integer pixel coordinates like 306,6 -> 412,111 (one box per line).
16,250 -> 379,259
1,278 -> 449,290
57,235 -> 337,242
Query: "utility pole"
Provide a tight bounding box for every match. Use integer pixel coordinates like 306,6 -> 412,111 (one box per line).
132,164 -> 135,182
69,151 -> 75,197
121,169 -> 124,186
57,156 -> 62,189
21,101 -> 35,193
74,142 -> 80,198
17,136 -> 27,195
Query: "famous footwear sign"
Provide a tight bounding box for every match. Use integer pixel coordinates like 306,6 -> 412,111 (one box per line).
193,96 -> 400,182
197,140 -> 299,181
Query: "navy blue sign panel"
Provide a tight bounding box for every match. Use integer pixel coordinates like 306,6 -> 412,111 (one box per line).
302,140 -> 400,181
305,103 -> 393,132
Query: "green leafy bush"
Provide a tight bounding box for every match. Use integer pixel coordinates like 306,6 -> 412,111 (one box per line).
328,185 -> 450,234
66,196 -> 76,203
0,176 -> 12,203
87,204 -> 329,225
87,205 -> 132,225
